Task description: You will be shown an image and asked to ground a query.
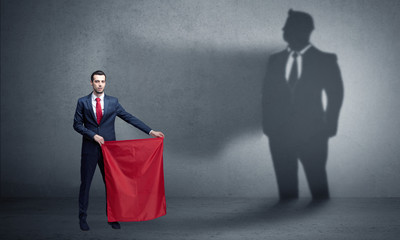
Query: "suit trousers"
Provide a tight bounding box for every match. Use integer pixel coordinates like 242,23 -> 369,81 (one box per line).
78,144 -> 106,220
268,130 -> 329,200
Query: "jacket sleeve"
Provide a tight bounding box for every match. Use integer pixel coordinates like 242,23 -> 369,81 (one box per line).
262,55 -> 277,136
73,99 -> 97,140
116,100 -> 152,135
324,54 -> 344,137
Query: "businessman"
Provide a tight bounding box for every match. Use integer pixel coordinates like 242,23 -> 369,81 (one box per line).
73,70 -> 164,231
262,10 -> 343,201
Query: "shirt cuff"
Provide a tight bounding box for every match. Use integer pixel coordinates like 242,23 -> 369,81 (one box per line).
149,130 -> 154,135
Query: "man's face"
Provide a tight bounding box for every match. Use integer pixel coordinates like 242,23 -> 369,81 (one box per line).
282,18 -> 312,50
91,75 -> 106,95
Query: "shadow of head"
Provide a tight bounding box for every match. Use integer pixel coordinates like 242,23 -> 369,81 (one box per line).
283,9 -> 314,51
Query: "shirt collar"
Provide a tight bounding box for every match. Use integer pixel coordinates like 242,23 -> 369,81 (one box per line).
287,44 -> 312,55
91,92 -> 104,101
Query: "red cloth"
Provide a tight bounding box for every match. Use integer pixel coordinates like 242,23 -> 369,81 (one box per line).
101,138 -> 166,222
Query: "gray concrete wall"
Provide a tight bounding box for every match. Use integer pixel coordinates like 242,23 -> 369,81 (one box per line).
1,0 -> 400,198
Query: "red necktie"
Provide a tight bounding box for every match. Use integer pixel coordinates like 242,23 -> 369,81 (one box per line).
96,98 -> 103,125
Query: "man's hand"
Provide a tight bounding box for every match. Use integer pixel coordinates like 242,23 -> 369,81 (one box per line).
94,134 -> 105,145
150,130 -> 165,138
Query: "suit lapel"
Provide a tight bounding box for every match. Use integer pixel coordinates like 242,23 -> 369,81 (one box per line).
85,93 -> 98,125
300,46 -> 317,81
277,50 -> 290,83
101,95 -> 109,125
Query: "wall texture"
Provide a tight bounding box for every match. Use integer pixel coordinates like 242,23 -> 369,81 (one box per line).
1,0 -> 400,198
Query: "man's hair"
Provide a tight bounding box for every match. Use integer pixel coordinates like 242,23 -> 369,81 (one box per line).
91,70 -> 106,82
284,9 -> 314,32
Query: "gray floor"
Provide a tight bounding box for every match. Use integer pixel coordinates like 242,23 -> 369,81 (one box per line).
1,197 -> 400,240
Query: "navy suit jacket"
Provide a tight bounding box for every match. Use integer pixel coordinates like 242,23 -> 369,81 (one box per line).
73,93 -> 151,158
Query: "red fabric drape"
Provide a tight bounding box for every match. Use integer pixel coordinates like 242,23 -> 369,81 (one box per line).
101,138 -> 166,222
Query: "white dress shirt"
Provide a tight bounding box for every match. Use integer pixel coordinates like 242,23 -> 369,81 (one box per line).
285,44 -> 312,81
91,92 -> 104,118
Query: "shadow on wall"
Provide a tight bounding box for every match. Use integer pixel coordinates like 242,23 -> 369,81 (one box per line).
108,32 -> 279,158
106,8 -> 344,200
262,10 -> 344,200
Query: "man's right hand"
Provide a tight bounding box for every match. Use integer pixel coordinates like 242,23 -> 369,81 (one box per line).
94,134 -> 105,145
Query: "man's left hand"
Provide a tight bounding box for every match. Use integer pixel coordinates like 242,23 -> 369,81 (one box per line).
150,130 -> 165,138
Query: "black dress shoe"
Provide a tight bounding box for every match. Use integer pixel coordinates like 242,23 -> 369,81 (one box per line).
79,219 -> 90,231
108,221 -> 121,229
